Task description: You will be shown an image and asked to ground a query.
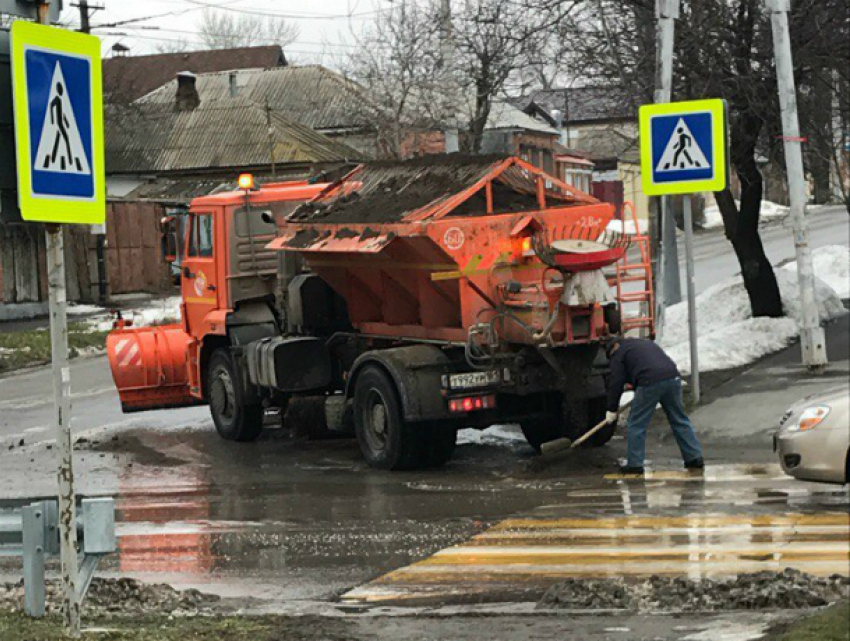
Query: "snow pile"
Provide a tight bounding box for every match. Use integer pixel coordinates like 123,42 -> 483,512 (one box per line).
700,200 -> 789,230
87,296 -> 182,332
66,303 -> 106,316
457,424 -> 526,446
661,268 -> 846,374
783,244 -> 849,299
606,218 -> 648,235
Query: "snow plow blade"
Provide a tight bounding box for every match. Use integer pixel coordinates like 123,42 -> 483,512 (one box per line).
106,324 -> 201,413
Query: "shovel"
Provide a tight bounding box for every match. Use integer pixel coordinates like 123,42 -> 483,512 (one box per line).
540,400 -> 632,456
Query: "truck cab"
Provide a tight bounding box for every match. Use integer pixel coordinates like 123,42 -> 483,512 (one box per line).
107,179 -> 329,421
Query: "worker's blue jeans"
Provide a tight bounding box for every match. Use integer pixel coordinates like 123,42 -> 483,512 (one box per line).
626,377 -> 702,468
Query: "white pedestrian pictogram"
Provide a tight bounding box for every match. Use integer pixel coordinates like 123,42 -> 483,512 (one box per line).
33,62 -> 91,175
655,118 -> 709,172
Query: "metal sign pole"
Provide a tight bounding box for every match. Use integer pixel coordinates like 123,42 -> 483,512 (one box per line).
45,223 -> 81,637
682,196 -> 699,403
767,0 -> 827,372
34,3 -> 81,636
11,10 -> 104,635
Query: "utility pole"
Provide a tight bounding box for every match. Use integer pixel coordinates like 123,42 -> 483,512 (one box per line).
652,0 -> 682,340
74,1 -> 107,304
767,0 -> 828,371
72,1 -> 103,34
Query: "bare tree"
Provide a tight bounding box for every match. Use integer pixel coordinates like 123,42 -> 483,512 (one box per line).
348,0 -> 581,156
453,0 -> 582,151
198,9 -> 299,50
568,0 -> 848,318
346,2 -> 445,158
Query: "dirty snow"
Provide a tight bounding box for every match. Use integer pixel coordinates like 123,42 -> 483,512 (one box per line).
66,302 -> 107,316
86,296 -> 182,332
700,199 -> 789,230
661,268 -> 846,374
457,424 -> 526,446
783,244 -> 849,299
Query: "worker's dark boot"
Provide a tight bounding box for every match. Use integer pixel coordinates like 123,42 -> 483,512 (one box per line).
685,458 -> 704,470
618,465 -> 645,475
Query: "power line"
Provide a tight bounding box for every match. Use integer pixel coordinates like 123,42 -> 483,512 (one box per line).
181,0 -> 384,20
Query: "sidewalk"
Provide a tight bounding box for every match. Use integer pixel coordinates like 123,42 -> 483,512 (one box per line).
691,312 -> 849,447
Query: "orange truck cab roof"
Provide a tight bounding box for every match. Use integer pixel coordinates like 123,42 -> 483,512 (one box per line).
189,180 -> 328,210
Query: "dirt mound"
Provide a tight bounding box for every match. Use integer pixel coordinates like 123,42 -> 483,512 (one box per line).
538,568 -> 850,612
0,577 -> 220,617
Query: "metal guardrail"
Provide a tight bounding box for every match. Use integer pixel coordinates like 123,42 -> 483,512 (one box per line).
0,497 -> 115,617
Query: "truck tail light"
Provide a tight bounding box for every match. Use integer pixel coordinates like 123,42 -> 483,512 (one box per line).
511,234 -> 533,260
448,394 -> 496,413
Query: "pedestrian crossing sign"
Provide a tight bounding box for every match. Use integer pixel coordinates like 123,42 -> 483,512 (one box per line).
10,21 -> 104,224
639,99 -> 728,197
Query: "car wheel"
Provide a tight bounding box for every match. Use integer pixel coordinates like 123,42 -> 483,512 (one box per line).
208,348 -> 263,442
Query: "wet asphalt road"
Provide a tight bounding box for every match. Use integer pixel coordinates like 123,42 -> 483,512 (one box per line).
0,215 -> 848,639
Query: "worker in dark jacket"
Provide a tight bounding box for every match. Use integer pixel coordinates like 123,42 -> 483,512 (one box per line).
605,337 -> 703,475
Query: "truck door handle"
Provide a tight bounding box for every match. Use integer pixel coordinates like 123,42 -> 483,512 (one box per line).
207,284 -> 216,291
183,267 -> 194,279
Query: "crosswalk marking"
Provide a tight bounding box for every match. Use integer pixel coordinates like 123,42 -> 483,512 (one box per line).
342,465 -> 849,605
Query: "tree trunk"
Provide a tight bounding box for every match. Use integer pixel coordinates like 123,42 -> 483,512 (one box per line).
809,74 -> 833,204
716,111 -> 784,318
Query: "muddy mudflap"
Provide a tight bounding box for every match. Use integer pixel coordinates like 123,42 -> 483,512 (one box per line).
107,324 -> 203,412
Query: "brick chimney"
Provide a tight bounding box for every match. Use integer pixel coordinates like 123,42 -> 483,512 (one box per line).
175,71 -> 200,111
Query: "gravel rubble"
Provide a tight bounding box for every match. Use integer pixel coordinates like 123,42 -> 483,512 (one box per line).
0,577 -> 220,617
539,568 -> 850,612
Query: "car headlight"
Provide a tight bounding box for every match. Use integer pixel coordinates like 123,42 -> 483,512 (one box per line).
789,405 -> 831,431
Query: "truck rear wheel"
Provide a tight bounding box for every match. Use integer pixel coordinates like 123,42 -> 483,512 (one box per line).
520,394 -> 569,452
353,366 -> 423,470
208,348 -> 263,442
520,418 -> 567,452
424,425 -> 457,468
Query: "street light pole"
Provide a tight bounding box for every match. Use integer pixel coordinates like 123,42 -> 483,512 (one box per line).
767,0 -> 828,371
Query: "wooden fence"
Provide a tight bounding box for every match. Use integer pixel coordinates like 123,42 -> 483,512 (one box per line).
0,200 -> 174,306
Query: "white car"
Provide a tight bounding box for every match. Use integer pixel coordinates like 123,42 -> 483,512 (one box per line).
774,384 -> 849,485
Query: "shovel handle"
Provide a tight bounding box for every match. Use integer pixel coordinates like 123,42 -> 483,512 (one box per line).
570,400 -> 633,449
539,400 -> 633,456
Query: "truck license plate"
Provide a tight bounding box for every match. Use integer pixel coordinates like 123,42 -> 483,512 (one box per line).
449,370 -> 500,390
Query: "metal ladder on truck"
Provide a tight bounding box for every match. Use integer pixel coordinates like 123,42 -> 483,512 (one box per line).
614,202 -> 655,338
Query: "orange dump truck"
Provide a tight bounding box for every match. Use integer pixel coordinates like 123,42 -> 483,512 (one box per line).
107,155 -> 653,470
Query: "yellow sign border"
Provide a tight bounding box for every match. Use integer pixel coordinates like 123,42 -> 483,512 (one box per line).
11,21 -> 105,224
639,99 -> 728,197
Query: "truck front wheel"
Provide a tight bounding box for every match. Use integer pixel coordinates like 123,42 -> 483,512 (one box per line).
208,348 -> 263,442
353,366 -> 423,470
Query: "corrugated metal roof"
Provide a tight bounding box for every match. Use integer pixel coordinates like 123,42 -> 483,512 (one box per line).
103,46 -> 286,104
138,65 -> 379,134
106,97 -> 364,174
517,86 -> 635,123
485,101 -> 559,135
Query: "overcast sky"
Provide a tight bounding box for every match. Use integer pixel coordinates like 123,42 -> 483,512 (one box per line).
56,0 -> 394,68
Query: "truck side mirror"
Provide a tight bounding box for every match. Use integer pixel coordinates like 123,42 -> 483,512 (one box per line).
160,215 -> 178,263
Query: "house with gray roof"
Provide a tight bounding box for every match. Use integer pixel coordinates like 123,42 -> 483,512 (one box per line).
138,65 -> 383,159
